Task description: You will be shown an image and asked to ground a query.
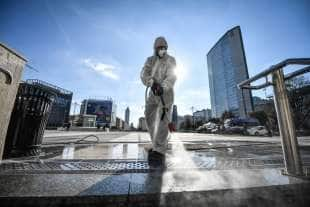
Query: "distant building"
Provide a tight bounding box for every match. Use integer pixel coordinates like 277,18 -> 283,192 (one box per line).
253,96 -> 272,112
138,117 -> 147,131
207,26 -> 253,118
116,117 -> 125,130
177,115 -> 184,130
69,115 -> 80,126
80,98 -> 117,128
26,79 -> 73,128
80,114 -> 97,127
193,109 -> 212,123
69,114 -> 97,127
183,115 -> 193,129
207,109 -> 212,120
130,122 -> 135,130
172,105 -> 178,126
125,107 -> 130,125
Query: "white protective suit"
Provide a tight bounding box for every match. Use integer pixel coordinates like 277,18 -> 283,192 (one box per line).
140,37 -> 177,154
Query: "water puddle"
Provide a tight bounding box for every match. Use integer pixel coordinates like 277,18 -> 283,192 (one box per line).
50,143 -> 149,160
43,139 -> 224,162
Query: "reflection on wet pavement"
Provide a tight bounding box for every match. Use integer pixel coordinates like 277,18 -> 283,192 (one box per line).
46,142 -> 219,163
2,141 -> 310,175
36,141 -> 310,167
52,143 -> 148,160
61,144 -> 75,159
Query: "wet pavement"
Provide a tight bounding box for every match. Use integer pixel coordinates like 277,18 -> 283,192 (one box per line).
3,133 -> 310,173
42,131 -> 310,145
51,143 -> 147,160
1,131 -> 310,206
0,168 -> 309,206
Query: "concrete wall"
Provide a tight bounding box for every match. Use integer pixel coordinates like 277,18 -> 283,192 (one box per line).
0,43 -> 26,159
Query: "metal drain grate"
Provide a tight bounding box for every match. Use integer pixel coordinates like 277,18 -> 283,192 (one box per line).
0,160 -> 151,174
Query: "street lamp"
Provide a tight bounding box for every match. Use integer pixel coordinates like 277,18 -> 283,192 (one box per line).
191,106 -> 195,129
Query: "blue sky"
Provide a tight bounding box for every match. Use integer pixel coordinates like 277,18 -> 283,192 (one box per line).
1,0 -> 309,126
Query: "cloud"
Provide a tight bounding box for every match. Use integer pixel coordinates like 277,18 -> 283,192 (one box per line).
83,58 -> 120,80
175,87 -> 211,115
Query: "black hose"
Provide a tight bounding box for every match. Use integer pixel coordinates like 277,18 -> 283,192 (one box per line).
74,134 -> 100,144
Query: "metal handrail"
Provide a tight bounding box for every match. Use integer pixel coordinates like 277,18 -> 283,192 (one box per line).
238,58 -> 310,89
237,58 -> 310,177
284,65 -> 310,81
241,82 -> 273,90
240,65 -> 310,90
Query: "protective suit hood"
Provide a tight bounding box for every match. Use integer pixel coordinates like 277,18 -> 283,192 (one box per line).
154,36 -> 168,50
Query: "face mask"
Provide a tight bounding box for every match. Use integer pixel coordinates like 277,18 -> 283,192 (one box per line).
158,49 -> 167,57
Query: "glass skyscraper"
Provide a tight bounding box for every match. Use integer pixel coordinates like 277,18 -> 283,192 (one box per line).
207,26 -> 253,118
125,107 -> 130,125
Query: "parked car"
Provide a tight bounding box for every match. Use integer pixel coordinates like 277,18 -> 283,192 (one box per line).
224,117 -> 260,128
196,122 -> 218,133
247,126 -> 269,136
211,128 -> 219,133
196,126 -> 204,133
224,126 -> 245,134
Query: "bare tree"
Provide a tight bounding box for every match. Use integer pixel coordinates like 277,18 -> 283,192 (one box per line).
286,76 -> 310,130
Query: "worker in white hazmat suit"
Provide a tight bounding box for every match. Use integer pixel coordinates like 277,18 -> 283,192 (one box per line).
140,36 -> 177,164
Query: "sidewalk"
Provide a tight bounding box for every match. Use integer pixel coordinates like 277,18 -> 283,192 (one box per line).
1,132 -> 310,206
0,168 -> 309,207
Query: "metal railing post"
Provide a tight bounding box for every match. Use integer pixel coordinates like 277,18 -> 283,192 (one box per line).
272,68 -> 303,176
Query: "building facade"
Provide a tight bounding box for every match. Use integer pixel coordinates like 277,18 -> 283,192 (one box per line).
193,109 -> 212,123
207,26 -> 253,118
26,79 -> 73,128
253,96 -> 271,112
80,98 -> 117,128
138,117 -> 147,131
116,117 -> 125,130
80,114 -> 97,127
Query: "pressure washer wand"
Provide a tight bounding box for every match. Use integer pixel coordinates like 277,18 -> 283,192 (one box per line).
145,86 -> 176,132
159,94 -> 176,133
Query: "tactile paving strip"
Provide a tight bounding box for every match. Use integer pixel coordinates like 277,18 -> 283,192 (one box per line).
0,158 -> 303,174
0,160 -> 150,174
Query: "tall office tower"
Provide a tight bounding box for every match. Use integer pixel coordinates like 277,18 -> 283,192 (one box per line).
207,26 -> 253,118
125,107 -> 130,125
172,105 -> 178,126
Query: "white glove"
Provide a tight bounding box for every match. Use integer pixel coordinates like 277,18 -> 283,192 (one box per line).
146,78 -> 154,87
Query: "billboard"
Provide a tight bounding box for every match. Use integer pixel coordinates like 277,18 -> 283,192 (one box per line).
80,99 -> 116,126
